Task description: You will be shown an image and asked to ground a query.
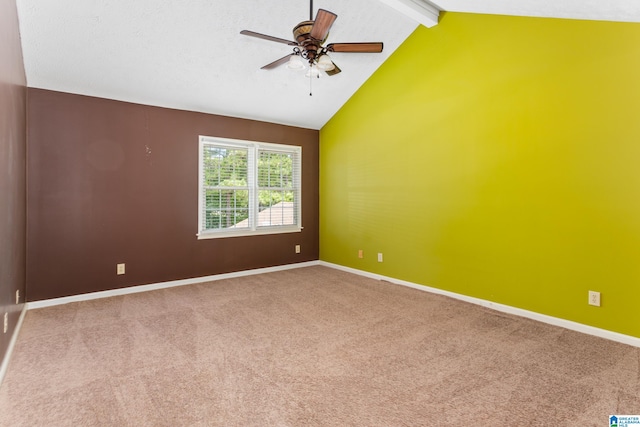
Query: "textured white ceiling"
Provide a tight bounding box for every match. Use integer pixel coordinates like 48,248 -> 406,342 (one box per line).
16,0 -> 417,130
16,1 -> 640,130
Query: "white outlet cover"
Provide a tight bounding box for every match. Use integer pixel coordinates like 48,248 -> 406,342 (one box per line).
588,291 -> 601,307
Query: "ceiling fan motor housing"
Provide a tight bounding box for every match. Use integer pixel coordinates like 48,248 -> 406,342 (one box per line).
293,20 -> 327,61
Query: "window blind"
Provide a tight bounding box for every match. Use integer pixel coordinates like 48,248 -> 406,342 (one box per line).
198,137 -> 301,238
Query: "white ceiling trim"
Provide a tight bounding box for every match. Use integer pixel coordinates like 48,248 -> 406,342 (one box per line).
378,0 -> 441,27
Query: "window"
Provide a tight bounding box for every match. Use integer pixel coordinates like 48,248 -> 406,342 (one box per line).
198,136 -> 302,239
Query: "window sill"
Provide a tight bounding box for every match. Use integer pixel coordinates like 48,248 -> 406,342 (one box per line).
197,226 -> 302,240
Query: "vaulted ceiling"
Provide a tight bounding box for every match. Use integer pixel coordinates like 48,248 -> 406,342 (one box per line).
16,0 -> 640,130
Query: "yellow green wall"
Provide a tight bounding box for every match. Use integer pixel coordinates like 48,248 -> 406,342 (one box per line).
320,12 -> 640,338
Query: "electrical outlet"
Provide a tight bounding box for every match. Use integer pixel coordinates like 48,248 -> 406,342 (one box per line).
358,250 -> 363,259
378,253 -> 383,262
295,245 -> 301,254
117,263 -> 125,275
588,291 -> 601,307
16,290 -> 19,304
3,313 -> 7,334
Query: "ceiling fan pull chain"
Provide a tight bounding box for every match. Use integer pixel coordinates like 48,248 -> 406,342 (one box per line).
309,65 -> 313,96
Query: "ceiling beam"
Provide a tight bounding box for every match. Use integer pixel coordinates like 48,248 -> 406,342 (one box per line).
378,0 -> 440,28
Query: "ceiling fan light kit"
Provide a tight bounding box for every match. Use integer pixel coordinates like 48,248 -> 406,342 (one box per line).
241,0 -> 383,91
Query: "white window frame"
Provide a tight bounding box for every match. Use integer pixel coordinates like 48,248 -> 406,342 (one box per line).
197,136 -> 302,239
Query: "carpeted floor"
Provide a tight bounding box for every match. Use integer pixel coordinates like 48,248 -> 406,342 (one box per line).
0,266 -> 638,426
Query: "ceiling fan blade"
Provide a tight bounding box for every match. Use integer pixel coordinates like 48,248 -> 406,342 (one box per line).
325,63 -> 341,76
261,54 -> 294,70
240,30 -> 297,46
326,42 -> 384,53
310,9 -> 337,41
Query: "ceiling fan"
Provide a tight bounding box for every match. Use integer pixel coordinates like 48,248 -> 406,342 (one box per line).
240,0 -> 383,78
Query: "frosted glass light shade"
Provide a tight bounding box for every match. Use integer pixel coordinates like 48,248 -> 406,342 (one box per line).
287,55 -> 305,70
316,54 -> 335,71
305,66 -> 320,78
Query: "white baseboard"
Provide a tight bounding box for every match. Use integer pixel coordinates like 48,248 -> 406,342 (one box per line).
0,305 -> 27,387
27,260 -> 321,310
320,261 -> 640,349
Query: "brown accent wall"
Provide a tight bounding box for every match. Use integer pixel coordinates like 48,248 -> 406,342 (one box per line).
0,0 -> 27,362
27,89 -> 319,301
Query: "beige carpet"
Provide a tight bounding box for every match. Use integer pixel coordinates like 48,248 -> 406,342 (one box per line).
0,266 -> 638,426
